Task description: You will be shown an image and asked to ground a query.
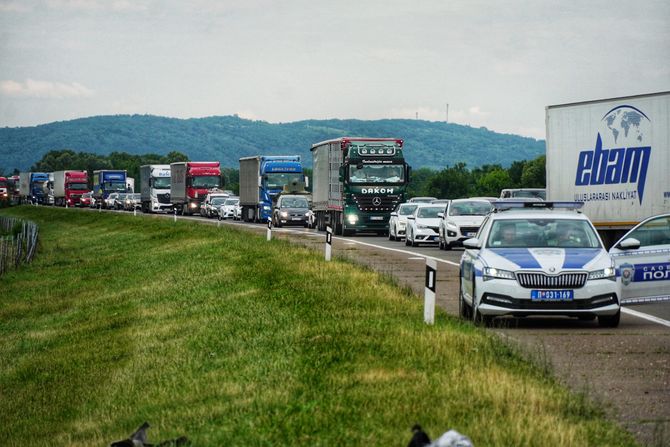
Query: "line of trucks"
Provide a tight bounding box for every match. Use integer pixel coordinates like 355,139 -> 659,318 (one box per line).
5,91 -> 667,242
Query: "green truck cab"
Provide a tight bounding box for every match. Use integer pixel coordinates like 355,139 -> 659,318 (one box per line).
311,137 -> 410,236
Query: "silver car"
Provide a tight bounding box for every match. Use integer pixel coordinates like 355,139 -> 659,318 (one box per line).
388,203 -> 418,241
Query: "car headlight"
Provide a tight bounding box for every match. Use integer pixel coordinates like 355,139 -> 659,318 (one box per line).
447,222 -> 458,229
483,267 -> 516,281
280,211 -> 288,218
588,267 -> 616,281
398,222 -> 406,229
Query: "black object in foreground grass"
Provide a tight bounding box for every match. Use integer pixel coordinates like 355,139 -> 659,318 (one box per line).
407,424 -> 431,447
110,421 -> 189,447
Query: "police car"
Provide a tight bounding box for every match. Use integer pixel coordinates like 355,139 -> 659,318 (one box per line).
459,201 -> 620,327
609,213 -> 670,305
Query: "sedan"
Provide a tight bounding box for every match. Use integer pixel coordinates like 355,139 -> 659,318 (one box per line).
405,204 -> 443,246
609,213 -> 670,305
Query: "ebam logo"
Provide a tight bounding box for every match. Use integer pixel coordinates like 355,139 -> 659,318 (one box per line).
574,105 -> 651,205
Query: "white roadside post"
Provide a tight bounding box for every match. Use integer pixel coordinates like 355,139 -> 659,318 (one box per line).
133,206 -> 137,217
424,258 -> 437,325
267,218 -> 272,241
325,226 -> 333,261
99,202 -> 102,213
173,208 -> 177,223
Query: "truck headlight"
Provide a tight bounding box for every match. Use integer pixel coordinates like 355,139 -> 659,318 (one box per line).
588,267 -> 616,281
346,214 -> 358,224
483,267 -> 516,281
190,202 -> 198,208
263,205 -> 271,211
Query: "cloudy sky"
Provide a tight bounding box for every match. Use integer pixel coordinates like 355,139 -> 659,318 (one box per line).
1,0 -> 668,138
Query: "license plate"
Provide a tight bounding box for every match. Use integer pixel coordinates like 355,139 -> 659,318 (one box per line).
531,290 -> 574,301
466,232 -> 476,237
291,217 -> 302,221
370,216 -> 384,221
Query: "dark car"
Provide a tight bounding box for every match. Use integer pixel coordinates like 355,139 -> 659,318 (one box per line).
272,195 -> 310,227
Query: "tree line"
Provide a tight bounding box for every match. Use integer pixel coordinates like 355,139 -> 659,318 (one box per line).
2,149 -> 545,199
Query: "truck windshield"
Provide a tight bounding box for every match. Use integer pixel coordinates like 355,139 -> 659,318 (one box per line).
349,164 -> 404,184
265,173 -> 304,190
192,176 -> 221,189
105,182 -> 127,192
69,182 -> 89,191
152,177 -> 171,189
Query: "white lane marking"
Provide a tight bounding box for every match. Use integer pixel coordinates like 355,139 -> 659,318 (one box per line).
621,308 -> 670,328
408,257 -> 425,260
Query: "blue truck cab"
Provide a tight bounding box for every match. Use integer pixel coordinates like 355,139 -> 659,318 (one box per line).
93,170 -> 128,204
239,155 -> 306,223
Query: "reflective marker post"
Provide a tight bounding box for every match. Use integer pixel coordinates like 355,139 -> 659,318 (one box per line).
325,226 -> 333,261
133,207 -> 137,217
424,258 -> 437,325
267,219 -> 272,241
174,209 -> 177,223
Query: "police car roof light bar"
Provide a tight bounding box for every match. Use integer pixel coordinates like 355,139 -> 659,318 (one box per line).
492,201 -> 584,211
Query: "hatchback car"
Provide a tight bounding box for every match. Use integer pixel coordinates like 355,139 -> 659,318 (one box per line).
438,198 -> 493,250
405,204 -> 443,246
459,201 -> 620,327
388,203 -> 419,241
123,193 -> 141,211
609,213 -> 670,305
272,195 -> 310,227
104,193 -> 119,209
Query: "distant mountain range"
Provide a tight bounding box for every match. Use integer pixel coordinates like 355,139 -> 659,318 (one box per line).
0,115 -> 545,172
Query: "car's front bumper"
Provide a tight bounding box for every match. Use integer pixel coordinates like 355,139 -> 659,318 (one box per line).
476,278 -> 620,317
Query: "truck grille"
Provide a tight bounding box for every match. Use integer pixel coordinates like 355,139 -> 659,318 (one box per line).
157,193 -> 171,204
352,194 -> 401,212
516,272 -> 588,289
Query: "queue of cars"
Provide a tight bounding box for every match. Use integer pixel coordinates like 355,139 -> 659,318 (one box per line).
386,197 -> 670,328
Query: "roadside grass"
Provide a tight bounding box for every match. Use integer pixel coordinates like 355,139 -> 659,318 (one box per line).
0,207 -> 638,446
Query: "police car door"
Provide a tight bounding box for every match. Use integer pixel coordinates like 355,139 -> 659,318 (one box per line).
609,214 -> 670,303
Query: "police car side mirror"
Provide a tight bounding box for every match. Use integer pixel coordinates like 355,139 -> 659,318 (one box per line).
616,237 -> 640,250
463,238 -> 481,249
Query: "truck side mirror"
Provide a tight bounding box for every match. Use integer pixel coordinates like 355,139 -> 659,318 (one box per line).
406,165 -> 412,181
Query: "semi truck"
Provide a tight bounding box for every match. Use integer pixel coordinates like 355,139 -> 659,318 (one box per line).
170,161 -> 222,215
311,137 -> 410,236
140,165 -> 173,213
0,177 -> 8,204
239,155 -> 306,223
546,91 -> 670,247
92,170 -> 127,207
19,172 -> 50,204
53,170 -> 88,207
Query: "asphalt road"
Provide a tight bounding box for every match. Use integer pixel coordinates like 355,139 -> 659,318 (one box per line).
106,209 -> 670,445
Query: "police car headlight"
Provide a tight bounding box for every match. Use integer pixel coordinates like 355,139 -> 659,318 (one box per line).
588,267 -> 616,281
483,267 -> 516,281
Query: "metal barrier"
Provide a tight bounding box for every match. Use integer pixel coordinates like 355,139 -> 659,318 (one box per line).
0,216 -> 39,276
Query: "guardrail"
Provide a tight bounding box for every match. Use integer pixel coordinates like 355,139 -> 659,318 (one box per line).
0,216 -> 39,276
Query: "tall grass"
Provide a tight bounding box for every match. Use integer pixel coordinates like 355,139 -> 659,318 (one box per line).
0,207 -> 637,446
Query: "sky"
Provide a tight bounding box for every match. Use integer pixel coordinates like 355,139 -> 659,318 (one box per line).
0,0 -> 668,139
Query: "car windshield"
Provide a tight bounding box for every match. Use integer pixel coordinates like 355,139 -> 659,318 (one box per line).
449,201 -> 493,216
487,218 -> 600,248
398,204 -> 418,215
417,206 -> 442,218
224,198 -> 239,205
349,164 -> 404,184
192,176 -> 220,189
117,193 -> 127,200
211,197 -> 227,205
281,197 -> 308,208
511,190 -> 546,200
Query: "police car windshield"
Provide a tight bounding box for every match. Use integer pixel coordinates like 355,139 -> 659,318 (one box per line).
487,219 -> 600,249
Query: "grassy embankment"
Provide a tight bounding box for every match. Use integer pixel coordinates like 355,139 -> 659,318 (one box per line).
0,207 -> 637,446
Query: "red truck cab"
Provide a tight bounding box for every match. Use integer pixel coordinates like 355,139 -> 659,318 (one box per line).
170,162 -> 222,215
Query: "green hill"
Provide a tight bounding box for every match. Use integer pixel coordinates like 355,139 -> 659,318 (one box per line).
0,115 -> 544,172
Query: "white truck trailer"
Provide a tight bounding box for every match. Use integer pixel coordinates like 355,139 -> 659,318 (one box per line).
546,91 -> 670,247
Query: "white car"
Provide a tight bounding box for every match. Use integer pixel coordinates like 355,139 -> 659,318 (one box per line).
459,201 -> 620,327
201,193 -> 230,218
438,198 -> 493,250
218,197 -> 240,220
405,204 -> 443,246
388,203 -> 419,241
104,192 -> 119,209
609,213 -> 670,305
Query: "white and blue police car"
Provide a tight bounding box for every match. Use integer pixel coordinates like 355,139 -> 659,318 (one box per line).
459,201 -> 620,327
